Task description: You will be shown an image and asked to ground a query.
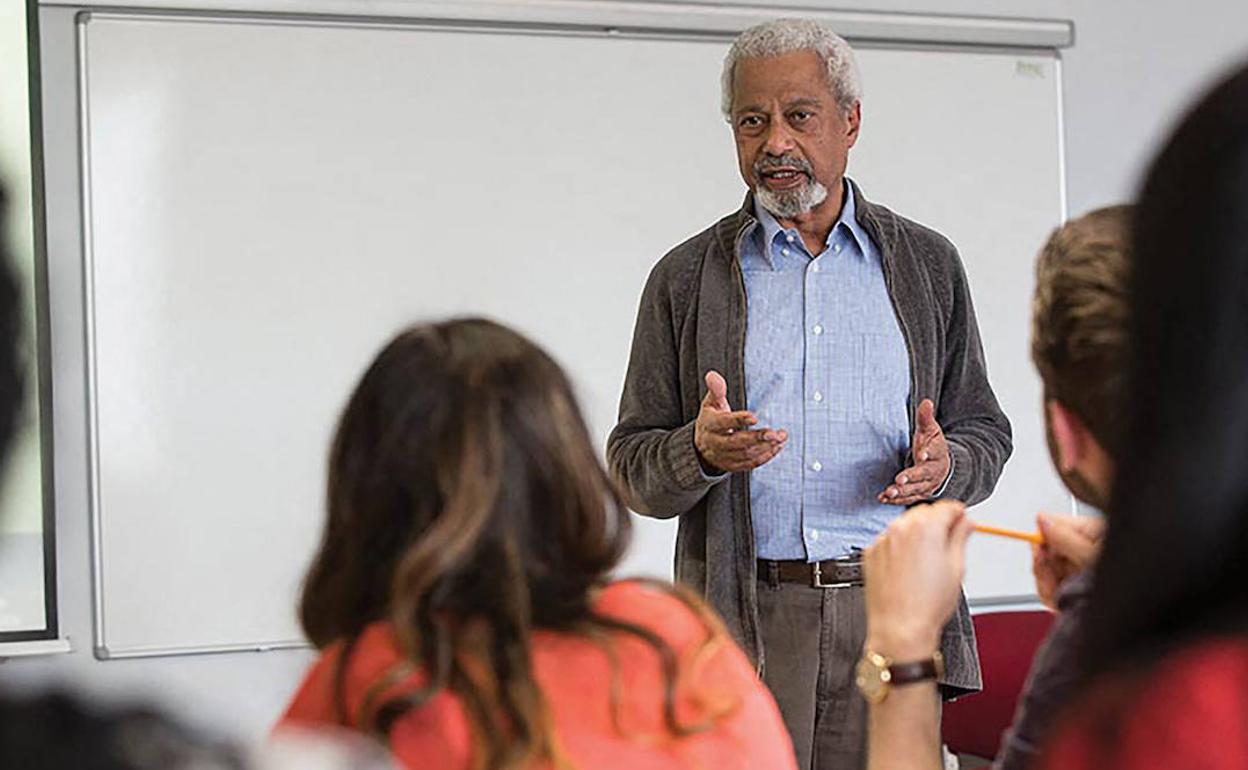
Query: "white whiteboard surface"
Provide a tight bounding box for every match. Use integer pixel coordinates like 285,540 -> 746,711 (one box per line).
79,11 -> 1067,657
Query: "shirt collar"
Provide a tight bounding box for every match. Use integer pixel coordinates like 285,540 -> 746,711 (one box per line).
751,178 -> 869,266
838,181 -> 872,256
752,199 -> 789,266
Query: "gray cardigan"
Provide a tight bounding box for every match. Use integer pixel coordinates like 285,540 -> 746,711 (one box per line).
607,185 -> 1012,696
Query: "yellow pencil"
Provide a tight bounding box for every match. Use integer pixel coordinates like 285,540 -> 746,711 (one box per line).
971,521 -> 1044,545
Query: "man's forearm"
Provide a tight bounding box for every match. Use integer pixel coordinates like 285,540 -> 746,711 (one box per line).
607,420 -> 725,517
941,431 -> 1009,506
867,682 -> 944,770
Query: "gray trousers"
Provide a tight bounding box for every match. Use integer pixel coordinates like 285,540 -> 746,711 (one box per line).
758,579 -> 869,770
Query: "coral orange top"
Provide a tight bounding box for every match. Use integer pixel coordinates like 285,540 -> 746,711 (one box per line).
276,581 -> 796,770
1038,636 -> 1248,770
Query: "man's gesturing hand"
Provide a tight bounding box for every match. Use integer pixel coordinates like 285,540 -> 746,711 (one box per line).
693,370 -> 787,474
880,399 -> 952,505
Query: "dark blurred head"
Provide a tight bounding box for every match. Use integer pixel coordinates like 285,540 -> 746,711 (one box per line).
0,691 -> 243,770
1084,62 -> 1248,672
0,183 -> 26,466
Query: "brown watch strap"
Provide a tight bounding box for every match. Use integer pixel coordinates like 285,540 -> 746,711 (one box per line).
888,651 -> 944,685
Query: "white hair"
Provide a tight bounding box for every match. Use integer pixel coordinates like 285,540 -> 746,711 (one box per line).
720,18 -> 862,121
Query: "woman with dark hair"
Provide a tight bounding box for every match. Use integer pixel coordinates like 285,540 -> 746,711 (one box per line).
1034,59 -> 1248,770
276,318 -> 794,769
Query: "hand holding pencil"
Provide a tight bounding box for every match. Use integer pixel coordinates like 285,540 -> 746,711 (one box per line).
863,506 -> 1107,653
967,513 -> 1103,554
1032,513 -> 1105,609
1035,513 -> 1104,567
968,513 -> 1105,609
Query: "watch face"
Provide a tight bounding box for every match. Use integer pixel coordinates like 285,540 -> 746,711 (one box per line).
856,653 -> 890,704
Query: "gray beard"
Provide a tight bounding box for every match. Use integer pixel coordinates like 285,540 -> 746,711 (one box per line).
755,178 -> 829,220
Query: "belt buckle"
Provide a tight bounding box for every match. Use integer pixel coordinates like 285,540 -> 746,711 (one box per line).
812,561 -> 855,589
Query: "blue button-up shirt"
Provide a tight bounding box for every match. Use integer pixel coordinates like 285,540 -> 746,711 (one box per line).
742,181 -> 913,561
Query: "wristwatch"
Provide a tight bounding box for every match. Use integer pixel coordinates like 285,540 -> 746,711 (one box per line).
855,648 -> 945,704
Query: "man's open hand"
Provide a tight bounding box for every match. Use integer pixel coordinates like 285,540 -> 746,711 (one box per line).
880,399 -> 952,505
693,371 -> 787,474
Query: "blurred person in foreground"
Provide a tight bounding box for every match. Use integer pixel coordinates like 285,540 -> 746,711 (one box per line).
853,203 -> 1130,769
860,60 -> 1248,770
277,318 -> 796,769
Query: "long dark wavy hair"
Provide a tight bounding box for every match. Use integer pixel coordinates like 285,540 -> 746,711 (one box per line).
1082,62 -> 1248,673
298,318 -> 731,769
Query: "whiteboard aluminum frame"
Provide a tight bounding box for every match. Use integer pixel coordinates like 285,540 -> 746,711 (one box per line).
96,639 -> 307,660
76,15 -> 108,660
51,0 -> 1075,49
76,13 -> 312,660
77,7 -> 1070,658
969,597 -> 1045,614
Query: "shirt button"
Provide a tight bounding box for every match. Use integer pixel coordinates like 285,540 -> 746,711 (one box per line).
781,248 -> 791,257
811,460 -> 823,472
811,263 -> 821,273
786,234 -> 795,244
809,529 -> 821,542
812,324 -> 823,336
833,243 -> 842,253
813,391 -> 823,403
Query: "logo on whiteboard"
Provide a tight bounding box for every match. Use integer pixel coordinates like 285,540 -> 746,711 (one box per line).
1016,61 -> 1046,79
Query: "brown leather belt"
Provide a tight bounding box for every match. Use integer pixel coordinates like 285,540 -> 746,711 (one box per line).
758,557 -> 865,589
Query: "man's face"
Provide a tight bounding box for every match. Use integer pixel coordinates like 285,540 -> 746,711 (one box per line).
730,50 -> 860,220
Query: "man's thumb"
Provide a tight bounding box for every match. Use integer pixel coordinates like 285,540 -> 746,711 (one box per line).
704,370 -> 730,410
917,399 -> 938,432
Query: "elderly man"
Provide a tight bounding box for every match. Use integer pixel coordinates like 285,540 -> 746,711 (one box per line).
607,18 -> 1011,770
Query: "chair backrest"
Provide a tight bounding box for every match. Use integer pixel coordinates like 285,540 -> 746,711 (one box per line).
942,610 -> 1055,760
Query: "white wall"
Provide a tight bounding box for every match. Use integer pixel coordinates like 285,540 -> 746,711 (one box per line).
641,0 -> 1248,217
9,0 -> 1248,744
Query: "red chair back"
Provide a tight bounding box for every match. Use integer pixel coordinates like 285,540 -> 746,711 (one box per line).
942,610 -> 1055,760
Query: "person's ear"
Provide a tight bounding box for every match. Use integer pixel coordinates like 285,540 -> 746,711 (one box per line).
845,101 -> 862,147
1046,400 -> 1090,473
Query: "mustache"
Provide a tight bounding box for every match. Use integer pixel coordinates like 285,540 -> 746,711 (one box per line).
754,155 -> 814,176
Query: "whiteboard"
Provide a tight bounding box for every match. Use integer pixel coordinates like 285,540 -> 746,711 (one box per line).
78,12 -> 1066,657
